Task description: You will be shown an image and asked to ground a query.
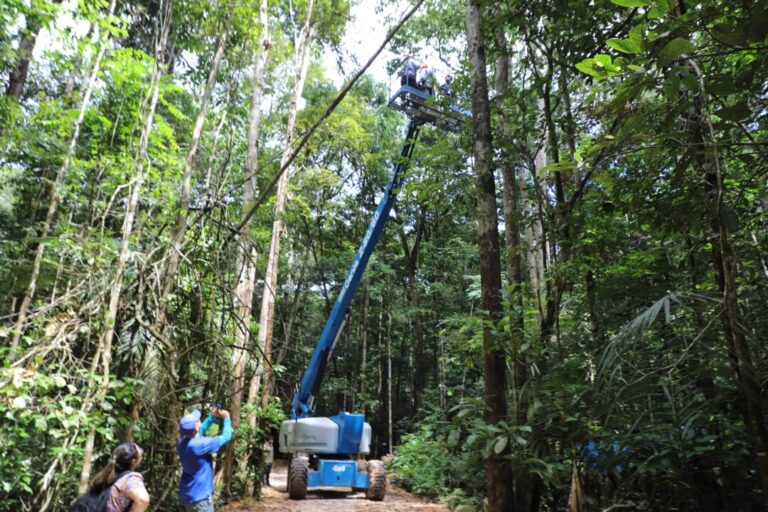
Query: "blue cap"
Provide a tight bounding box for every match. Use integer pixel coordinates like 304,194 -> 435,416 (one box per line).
179,409 -> 201,435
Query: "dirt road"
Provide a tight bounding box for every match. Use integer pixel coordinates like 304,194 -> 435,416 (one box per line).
223,460 -> 449,512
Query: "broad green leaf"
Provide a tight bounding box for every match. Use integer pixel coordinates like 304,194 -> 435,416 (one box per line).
607,24 -> 646,54
629,24 -> 646,43
447,429 -> 460,447
681,73 -> 698,91
540,161 -> 577,174
659,38 -> 696,65
652,0 -> 676,9
715,103 -> 751,122
708,77 -> 737,96
663,74 -> 681,99
610,0 -> 651,7
594,54 -> 613,66
482,440 -> 493,458
494,436 -> 509,454
575,59 -> 600,77
576,54 -> 622,79
607,37 -> 643,54
610,73 -> 647,110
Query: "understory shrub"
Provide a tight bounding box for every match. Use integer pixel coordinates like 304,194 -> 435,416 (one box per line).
390,420 -> 485,502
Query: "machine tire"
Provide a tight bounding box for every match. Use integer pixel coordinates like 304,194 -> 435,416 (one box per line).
366,459 -> 386,501
288,458 -> 308,500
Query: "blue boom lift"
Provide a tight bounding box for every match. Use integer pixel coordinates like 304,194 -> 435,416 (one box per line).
279,81 -> 467,500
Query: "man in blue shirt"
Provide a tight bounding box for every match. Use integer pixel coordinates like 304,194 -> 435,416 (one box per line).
177,407 -> 233,511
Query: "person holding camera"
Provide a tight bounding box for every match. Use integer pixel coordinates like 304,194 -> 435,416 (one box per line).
177,406 -> 233,511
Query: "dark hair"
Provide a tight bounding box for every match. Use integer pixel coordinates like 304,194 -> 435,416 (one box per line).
89,442 -> 141,492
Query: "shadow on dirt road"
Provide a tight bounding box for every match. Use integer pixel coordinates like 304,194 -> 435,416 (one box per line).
222,459 -> 449,512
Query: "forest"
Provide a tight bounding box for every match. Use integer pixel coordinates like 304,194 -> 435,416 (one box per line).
1,0 -> 767,510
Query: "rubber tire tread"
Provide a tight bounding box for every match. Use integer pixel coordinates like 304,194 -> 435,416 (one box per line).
366,459 -> 386,501
288,458 -> 308,500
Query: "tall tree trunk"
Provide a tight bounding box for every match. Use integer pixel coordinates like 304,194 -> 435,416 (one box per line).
63,23 -> 95,99
159,21 -> 230,331
400,207 -> 426,412
358,280 -> 369,414
154,18 -> 230,411
493,5 -> 526,426
77,0 -> 172,491
223,0 -> 271,491
5,0 -> 64,99
538,114 -> 565,359
5,5 -> 47,100
501,161 -> 527,413
272,250 -> 309,371
494,12 -> 531,510
559,60 -> 577,159
438,317 -> 446,409
525,42 -> 569,359
521,158 -> 545,320
253,0 -> 315,410
376,297 -> 384,399
465,2 -> 514,510
11,0 -> 117,350
226,244 -> 257,482
707,141 -> 768,508
387,306 -> 393,455
687,58 -> 768,503
150,20 -> 230,481
585,270 -> 603,356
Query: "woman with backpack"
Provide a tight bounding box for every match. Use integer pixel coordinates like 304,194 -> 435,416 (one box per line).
71,441 -> 150,512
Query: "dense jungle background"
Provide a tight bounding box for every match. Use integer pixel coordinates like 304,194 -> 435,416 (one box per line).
1,0 -> 767,510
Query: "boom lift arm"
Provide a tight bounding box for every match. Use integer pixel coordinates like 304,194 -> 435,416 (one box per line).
291,118 -> 421,420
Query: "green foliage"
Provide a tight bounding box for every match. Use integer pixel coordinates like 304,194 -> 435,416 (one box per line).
610,0 -> 651,7
390,409 -> 485,501
229,400 -> 286,499
606,25 -> 646,54
575,54 -> 623,79
391,429 -> 453,496
0,354 -> 140,508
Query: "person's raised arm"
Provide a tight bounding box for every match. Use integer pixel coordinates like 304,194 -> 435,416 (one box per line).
191,409 -> 232,455
198,412 -> 216,437
217,409 -> 232,447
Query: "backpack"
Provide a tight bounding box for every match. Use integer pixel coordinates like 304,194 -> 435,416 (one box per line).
69,486 -> 110,512
69,471 -> 133,512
